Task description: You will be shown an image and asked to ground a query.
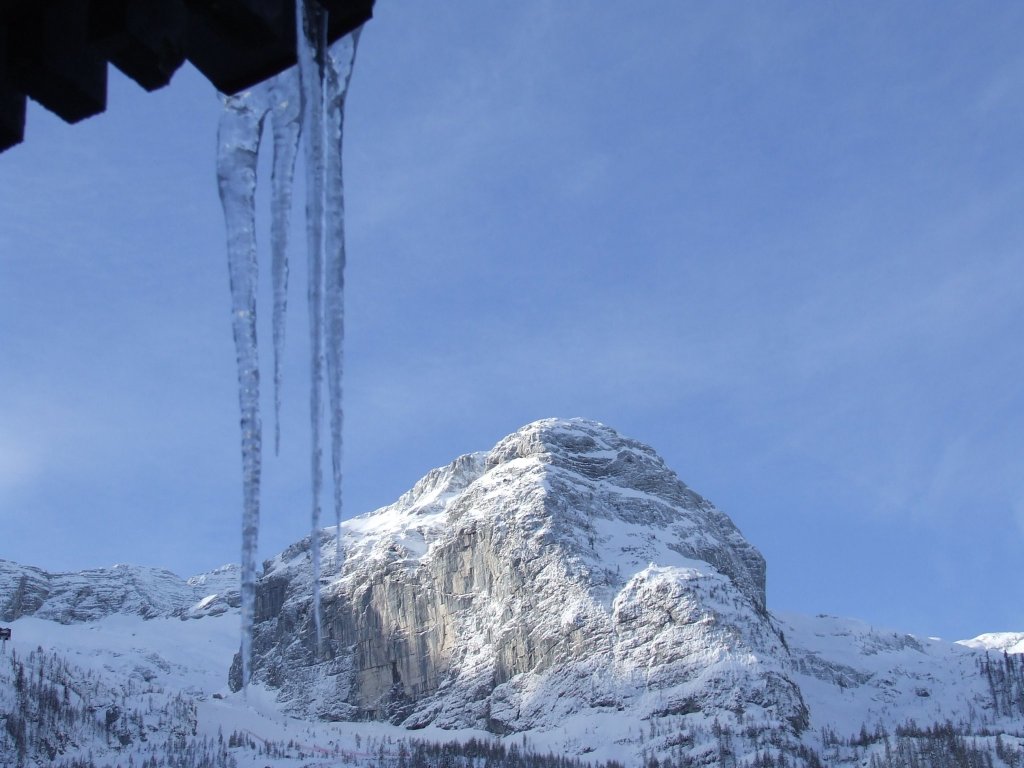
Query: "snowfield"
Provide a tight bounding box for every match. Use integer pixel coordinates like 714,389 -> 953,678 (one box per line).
3,603 -> 1022,768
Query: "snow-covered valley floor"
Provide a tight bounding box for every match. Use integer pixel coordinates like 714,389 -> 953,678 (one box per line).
3,606 -> 1023,768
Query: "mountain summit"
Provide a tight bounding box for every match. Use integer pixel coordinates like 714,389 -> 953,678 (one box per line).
236,418 -> 807,741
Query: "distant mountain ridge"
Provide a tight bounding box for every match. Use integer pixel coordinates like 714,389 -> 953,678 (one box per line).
0,559 -> 240,623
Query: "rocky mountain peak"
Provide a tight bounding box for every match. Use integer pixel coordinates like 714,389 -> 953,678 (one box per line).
241,419 -> 797,735
485,417 -> 656,466
479,418 -> 768,611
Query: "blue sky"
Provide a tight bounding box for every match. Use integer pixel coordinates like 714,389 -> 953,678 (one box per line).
2,2 -> 1023,641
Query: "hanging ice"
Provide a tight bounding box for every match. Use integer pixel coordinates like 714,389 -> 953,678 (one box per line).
216,82 -> 270,691
296,0 -> 328,654
268,74 -> 303,457
219,69 -> 303,689
295,0 -> 363,654
324,30 -> 361,563
218,1 -> 363,685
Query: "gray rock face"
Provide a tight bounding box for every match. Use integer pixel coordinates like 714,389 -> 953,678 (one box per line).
238,418 -> 807,738
0,560 -> 240,623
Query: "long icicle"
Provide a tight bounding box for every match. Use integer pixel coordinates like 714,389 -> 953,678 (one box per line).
268,71 -> 303,457
217,84 -> 271,690
296,0 -> 328,653
324,30 -> 361,563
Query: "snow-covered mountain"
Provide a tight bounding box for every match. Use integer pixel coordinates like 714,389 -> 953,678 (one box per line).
239,419 -> 805,744
1,419 -> 1022,768
0,560 -> 240,623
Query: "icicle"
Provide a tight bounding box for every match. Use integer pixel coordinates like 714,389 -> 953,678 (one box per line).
268,72 -> 303,457
220,0 -> 363,679
324,31 -> 361,562
216,83 -> 271,690
296,0 -> 328,653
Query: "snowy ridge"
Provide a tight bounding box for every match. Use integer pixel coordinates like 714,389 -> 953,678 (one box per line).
958,632 -> 1024,655
0,559 -> 240,623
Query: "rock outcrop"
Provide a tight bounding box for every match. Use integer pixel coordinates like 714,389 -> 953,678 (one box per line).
236,418 -> 808,741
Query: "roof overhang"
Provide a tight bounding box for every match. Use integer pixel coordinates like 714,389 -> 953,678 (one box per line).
0,0 -> 374,152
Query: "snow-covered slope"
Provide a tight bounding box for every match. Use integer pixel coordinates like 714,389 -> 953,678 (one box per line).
782,613 -> 1015,733
3,607 -> 1022,768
